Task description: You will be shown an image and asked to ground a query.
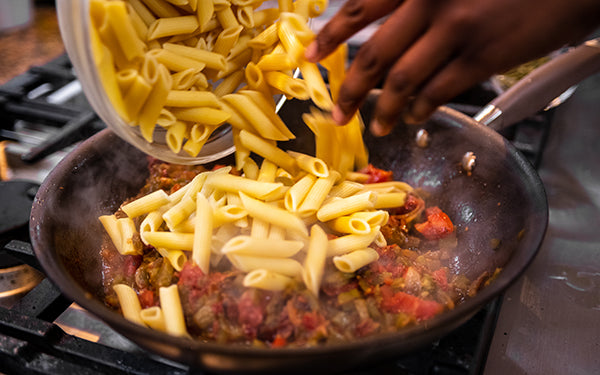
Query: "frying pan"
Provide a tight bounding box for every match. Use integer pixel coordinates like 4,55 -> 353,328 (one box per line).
29,40 -> 600,374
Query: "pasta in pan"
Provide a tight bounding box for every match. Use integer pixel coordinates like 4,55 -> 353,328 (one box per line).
96,0 -> 499,350
100,156 -> 501,348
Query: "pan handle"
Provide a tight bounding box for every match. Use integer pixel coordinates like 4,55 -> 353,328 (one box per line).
474,38 -> 600,130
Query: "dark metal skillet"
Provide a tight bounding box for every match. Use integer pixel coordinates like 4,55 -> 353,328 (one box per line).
29,40 -> 600,374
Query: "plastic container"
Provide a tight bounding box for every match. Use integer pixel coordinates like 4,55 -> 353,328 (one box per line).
56,0 -> 236,165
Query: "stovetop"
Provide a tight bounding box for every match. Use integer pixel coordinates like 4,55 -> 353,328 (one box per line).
0,52 -> 552,375
3,21 -> 598,374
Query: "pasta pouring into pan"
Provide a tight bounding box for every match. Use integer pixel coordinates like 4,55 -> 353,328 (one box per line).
89,0 -> 501,348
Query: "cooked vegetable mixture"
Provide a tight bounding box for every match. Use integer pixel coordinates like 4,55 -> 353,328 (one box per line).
101,159 -> 497,347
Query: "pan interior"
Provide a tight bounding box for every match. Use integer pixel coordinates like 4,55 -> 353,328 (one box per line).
30,92 -> 547,371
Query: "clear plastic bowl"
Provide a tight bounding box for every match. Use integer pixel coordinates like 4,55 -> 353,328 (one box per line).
56,0 -> 236,165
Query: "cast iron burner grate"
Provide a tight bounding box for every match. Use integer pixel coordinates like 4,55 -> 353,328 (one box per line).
0,54 -> 105,164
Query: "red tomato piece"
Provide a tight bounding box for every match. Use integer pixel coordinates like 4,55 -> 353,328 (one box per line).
124,255 -> 142,278
432,268 -> 449,291
177,262 -> 205,287
359,164 -> 394,183
138,289 -> 155,308
379,286 -> 444,320
271,335 -> 287,348
414,206 -> 454,240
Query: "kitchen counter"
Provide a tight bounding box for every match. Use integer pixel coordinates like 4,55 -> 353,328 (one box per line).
0,4 -> 64,85
484,68 -> 600,374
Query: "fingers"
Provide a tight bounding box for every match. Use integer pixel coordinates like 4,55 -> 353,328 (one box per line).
333,0 -> 430,125
305,0 -> 403,62
370,25 -> 461,135
404,59 -> 489,124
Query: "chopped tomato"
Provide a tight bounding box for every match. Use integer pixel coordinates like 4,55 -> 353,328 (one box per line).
302,311 -> 324,331
359,164 -> 394,183
124,255 -> 142,278
432,268 -> 449,291
211,164 -> 227,171
379,285 -> 444,320
138,289 -> 156,308
271,335 -> 287,348
238,290 -> 264,327
177,262 -> 205,287
414,206 -> 454,240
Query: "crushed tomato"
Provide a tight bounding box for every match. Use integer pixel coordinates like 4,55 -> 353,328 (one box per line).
359,164 -> 394,183
379,285 -> 444,320
414,206 -> 454,240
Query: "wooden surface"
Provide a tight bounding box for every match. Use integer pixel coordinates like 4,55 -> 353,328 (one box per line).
0,4 -> 64,84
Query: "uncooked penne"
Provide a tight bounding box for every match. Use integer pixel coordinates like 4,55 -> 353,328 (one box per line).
237,130 -> 298,174
327,227 -> 380,257
165,90 -> 220,107
303,224 -> 328,296
159,284 -> 189,337
284,174 -> 316,212
333,248 -> 379,273
192,193 -> 213,274
147,15 -> 200,40
221,235 -> 304,257
243,269 -> 293,291
156,247 -> 187,272
205,173 -> 283,200
113,284 -> 145,326
140,306 -> 166,331
316,191 -> 377,222
239,192 -> 308,237
228,254 -> 303,278
122,189 -> 169,218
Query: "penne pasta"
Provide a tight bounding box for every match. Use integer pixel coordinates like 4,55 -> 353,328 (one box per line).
297,171 -> 339,217
147,15 -> 199,40
327,227 -> 380,257
205,173 -> 283,200
165,90 -> 220,107
163,42 -> 227,71
122,189 -> 169,218
333,248 -> 380,273
170,107 -> 231,125
138,63 -> 172,142
239,192 -> 308,237
140,306 -> 166,331
113,284 -> 145,326
156,247 -> 188,271
237,130 -> 298,173
228,254 -> 303,278
221,94 -> 289,141
143,231 -> 194,251
316,191 -> 377,222
327,216 -> 371,235
303,224 -> 328,296
243,269 -> 293,291
118,217 -> 143,255
159,284 -> 189,337
166,120 -> 188,153
299,61 -> 333,111
284,173 -> 316,212
288,150 -> 328,177
192,193 -> 213,273
221,235 -> 304,257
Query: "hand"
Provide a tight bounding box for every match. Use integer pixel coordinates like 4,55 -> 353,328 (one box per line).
305,0 -> 600,135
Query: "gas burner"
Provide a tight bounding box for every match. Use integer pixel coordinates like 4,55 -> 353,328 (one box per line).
0,180 -> 44,307
0,179 -> 38,240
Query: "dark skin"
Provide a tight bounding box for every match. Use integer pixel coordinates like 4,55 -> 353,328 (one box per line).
305,0 -> 600,135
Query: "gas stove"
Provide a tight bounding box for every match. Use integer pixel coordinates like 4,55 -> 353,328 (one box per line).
0,50 -> 558,374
